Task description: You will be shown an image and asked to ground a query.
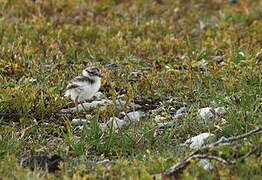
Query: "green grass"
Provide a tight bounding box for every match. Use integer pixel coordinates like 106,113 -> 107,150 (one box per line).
0,0 -> 262,179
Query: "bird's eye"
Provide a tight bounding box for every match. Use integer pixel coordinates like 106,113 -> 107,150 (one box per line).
87,70 -> 95,75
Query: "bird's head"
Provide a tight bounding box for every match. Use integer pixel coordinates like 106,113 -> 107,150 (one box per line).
82,66 -> 102,79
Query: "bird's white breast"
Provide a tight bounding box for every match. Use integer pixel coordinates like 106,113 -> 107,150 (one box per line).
65,78 -> 101,102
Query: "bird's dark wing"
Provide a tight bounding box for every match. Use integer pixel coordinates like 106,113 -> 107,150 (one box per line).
71,76 -> 95,84
65,83 -> 80,90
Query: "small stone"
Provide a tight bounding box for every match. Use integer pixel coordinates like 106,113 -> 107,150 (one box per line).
61,99 -> 110,112
71,119 -> 89,126
154,115 -> 166,121
96,159 -> 111,165
151,107 -> 164,114
197,60 -> 208,67
165,65 -> 172,69
198,107 -> 215,120
75,125 -> 84,130
176,107 -> 189,114
170,107 -> 176,111
117,94 -> 125,99
85,114 -> 93,119
238,51 -> 245,57
157,121 -> 176,129
115,99 -> 126,109
115,97 -> 141,109
106,117 -> 126,129
214,107 -> 227,116
99,123 -> 106,130
141,67 -> 151,72
32,119 -> 38,125
123,111 -> 145,122
184,132 -> 216,150
129,71 -> 139,76
219,61 -> 226,66
199,159 -> 214,170
104,63 -> 117,68
93,92 -> 104,100
213,55 -> 226,66
198,107 -> 227,121
29,78 -> 37,83
130,103 -> 142,109
173,113 -> 185,120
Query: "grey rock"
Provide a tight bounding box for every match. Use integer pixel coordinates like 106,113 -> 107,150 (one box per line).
61,99 -> 110,112
176,107 -> 189,114
198,107 -> 215,120
198,107 -> 227,121
104,117 -> 126,130
199,159 -> 214,170
157,121 -> 176,129
124,111 -> 145,122
184,132 -> 216,150
71,119 -> 90,126
154,115 -> 166,121
173,113 -> 185,120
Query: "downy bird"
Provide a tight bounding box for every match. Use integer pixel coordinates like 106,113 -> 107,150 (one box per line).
65,66 -> 102,109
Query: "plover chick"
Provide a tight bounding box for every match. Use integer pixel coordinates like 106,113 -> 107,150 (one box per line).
65,66 -> 102,109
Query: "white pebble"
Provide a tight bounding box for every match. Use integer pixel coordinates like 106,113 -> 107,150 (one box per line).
173,113 -> 185,120
184,132 -> 215,150
71,119 -> 89,126
198,107 -> 215,120
154,115 -> 166,121
198,107 -> 227,121
199,159 -> 214,170
123,111 -> 145,122
93,92 -> 104,100
176,107 -> 189,114
238,51 -> 245,57
61,99 -> 110,112
214,107 -> 227,116
105,117 -> 126,130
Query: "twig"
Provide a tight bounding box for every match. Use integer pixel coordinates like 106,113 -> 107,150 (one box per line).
163,127 -> 262,177
240,144 -> 262,160
212,127 -> 262,145
165,154 -> 234,176
189,154 -> 234,165
191,127 -> 262,156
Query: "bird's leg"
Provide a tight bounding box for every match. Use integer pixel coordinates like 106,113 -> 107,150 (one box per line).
80,102 -> 86,111
75,96 -> 87,112
74,96 -> 79,111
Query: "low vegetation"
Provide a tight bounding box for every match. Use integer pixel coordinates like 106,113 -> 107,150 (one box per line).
0,0 -> 261,179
